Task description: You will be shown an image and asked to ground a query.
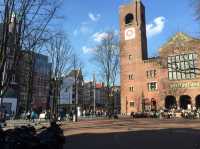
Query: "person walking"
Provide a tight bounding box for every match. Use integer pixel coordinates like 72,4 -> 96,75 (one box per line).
31,111 -> 36,123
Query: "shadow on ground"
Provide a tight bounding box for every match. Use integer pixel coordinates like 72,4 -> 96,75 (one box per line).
64,128 -> 200,149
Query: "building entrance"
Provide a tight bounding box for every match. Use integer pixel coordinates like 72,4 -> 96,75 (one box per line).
151,99 -> 157,111
180,95 -> 191,109
165,96 -> 177,109
195,95 -> 200,109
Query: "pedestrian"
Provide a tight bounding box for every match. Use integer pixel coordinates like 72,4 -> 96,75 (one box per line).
69,111 -> 73,121
83,110 -> 86,117
27,111 -> 31,121
31,111 -> 36,123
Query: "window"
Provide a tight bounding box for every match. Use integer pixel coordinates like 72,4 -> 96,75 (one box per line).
125,13 -> 134,25
129,74 -> 134,80
148,82 -> 157,92
129,55 -> 133,60
146,70 -> 156,79
129,86 -> 134,92
168,53 -> 198,80
130,101 -> 135,107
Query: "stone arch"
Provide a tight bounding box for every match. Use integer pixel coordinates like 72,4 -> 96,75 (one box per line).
165,95 -> 177,109
179,95 -> 191,109
195,95 -> 200,109
125,13 -> 134,25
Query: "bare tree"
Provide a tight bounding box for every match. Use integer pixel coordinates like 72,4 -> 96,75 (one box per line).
46,32 -> 72,117
93,31 -> 119,112
0,0 -> 62,107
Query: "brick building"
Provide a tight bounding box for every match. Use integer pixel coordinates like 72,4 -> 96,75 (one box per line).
120,0 -> 200,114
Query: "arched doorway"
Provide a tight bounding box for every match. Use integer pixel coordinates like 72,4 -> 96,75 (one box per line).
165,96 -> 177,109
180,95 -> 191,109
195,95 -> 200,109
151,99 -> 157,111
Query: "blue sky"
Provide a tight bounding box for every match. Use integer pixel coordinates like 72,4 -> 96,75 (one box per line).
57,0 -> 199,82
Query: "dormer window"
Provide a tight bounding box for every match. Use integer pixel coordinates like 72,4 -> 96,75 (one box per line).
125,13 -> 134,25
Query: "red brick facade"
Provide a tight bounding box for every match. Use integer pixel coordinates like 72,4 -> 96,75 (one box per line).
120,0 -> 200,114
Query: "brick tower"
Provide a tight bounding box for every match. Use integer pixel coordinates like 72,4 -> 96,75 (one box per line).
120,0 -> 148,114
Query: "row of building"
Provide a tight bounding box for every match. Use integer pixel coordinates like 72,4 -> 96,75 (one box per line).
0,16 -> 120,116
59,70 -> 120,114
2,40 -> 120,115
4,65 -> 120,115
0,15 -> 121,116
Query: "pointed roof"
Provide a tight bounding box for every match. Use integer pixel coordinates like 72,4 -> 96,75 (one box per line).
169,32 -> 198,42
159,32 -> 200,52
67,69 -> 82,78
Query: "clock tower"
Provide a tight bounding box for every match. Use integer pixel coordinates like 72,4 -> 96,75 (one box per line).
120,0 -> 148,114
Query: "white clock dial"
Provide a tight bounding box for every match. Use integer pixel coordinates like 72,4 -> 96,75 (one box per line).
125,27 -> 135,40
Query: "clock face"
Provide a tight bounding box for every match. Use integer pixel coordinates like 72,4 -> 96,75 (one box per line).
125,27 -> 135,40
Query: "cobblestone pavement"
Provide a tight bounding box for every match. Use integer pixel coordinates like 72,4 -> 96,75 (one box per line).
63,118 -> 200,149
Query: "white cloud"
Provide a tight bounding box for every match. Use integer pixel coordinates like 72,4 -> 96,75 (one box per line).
146,16 -> 166,38
82,46 -> 95,54
88,13 -> 101,22
92,32 -> 109,42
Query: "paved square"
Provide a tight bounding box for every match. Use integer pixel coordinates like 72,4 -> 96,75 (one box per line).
63,118 -> 200,149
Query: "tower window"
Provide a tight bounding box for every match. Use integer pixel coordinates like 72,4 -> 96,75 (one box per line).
146,70 -> 156,79
130,101 -> 135,107
129,55 -> 133,60
148,82 -> 157,92
129,74 -> 134,80
129,86 -> 134,92
125,13 -> 134,25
